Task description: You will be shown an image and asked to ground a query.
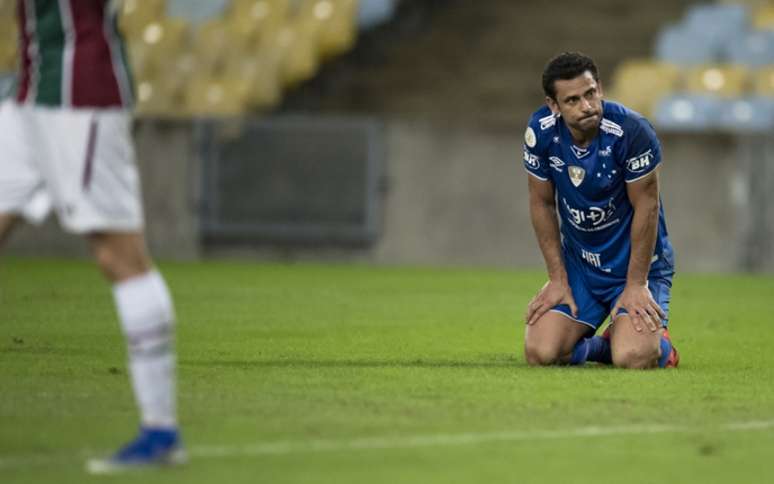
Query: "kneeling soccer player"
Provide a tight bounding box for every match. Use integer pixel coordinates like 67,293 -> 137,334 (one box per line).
521,52 -> 679,369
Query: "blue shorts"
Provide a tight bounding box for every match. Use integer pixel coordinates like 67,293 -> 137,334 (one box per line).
552,252 -> 672,334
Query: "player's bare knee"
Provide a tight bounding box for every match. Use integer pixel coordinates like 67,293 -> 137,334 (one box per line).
90,233 -> 151,282
524,342 -> 562,366
612,345 -> 659,369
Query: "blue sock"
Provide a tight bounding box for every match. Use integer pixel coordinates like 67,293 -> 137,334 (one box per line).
658,336 -> 672,368
586,335 -> 612,364
570,339 -> 590,365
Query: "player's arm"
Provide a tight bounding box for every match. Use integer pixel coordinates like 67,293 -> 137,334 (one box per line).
525,175 -> 578,325
613,168 -> 666,332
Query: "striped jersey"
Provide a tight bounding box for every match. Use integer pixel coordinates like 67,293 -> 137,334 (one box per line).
522,100 -> 675,283
15,0 -> 133,108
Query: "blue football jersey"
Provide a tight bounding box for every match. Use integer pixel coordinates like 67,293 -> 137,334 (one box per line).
523,100 -> 674,283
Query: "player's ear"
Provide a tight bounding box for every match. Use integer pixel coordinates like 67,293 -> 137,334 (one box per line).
545,96 -> 559,115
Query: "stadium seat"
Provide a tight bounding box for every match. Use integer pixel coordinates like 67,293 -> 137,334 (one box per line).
134,78 -> 177,117
723,30 -> 774,66
185,76 -> 249,116
272,20 -> 321,87
656,4 -> 749,65
655,25 -> 719,65
318,0 -> 359,59
752,5 -> 774,30
683,65 -> 750,97
119,0 -> 166,37
191,18 -> 233,77
683,3 -> 749,39
654,94 -> 724,130
134,17 -> 191,78
227,0 -> 290,47
752,66 -> 774,96
0,16 -> 16,73
715,96 -> 774,132
0,0 -> 14,17
223,53 -> 282,109
607,60 -> 680,117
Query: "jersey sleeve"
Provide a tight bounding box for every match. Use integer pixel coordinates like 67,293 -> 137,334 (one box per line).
522,119 -> 550,181
622,117 -> 662,183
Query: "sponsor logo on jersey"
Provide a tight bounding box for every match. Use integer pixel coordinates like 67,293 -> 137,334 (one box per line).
600,118 -> 624,137
599,145 -> 612,157
539,113 -> 557,130
562,198 -> 619,231
581,249 -> 602,268
549,156 -> 565,172
524,126 -> 537,148
626,149 -> 653,173
568,166 -> 585,187
523,149 -> 540,169
570,144 -> 591,159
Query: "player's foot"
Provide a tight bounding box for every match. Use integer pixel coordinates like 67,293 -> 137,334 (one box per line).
662,329 -> 680,368
86,427 -> 186,474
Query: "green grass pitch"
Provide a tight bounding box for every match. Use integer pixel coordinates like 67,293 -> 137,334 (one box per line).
2,257 -> 774,483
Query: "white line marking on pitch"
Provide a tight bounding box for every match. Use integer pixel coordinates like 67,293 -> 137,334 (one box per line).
2,420 -> 774,470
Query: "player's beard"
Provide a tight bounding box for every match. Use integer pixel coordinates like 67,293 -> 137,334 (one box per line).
575,112 -> 600,136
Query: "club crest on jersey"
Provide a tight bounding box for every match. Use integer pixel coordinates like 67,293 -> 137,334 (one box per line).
568,166 -> 585,187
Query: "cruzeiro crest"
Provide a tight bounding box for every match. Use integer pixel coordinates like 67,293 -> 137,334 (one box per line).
568,166 -> 585,187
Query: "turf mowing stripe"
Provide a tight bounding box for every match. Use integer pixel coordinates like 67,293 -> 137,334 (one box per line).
1,420 -> 774,470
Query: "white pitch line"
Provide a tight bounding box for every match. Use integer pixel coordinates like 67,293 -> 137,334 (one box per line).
189,420 -> 774,458
2,420 -> 774,470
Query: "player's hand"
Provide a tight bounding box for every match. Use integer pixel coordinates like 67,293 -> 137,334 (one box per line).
525,280 -> 578,326
610,283 -> 666,333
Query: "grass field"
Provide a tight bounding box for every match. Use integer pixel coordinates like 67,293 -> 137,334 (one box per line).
2,257 -> 774,484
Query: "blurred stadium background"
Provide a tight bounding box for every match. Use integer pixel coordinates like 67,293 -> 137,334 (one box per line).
1,0 -> 773,272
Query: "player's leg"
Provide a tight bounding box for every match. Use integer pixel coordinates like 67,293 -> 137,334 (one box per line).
525,253 -> 610,366
524,310 -> 591,365
608,316 -> 662,369
0,102 -> 50,248
0,214 -> 19,246
608,277 -> 678,369
29,107 -> 184,471
89,231 -> 151,281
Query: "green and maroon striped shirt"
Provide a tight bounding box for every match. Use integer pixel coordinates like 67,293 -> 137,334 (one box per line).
16,0 -> 133,108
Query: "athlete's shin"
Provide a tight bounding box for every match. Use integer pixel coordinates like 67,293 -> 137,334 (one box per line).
112,270 -> 177,427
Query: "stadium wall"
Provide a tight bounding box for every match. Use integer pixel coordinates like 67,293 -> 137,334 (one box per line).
7,119 -> 772,273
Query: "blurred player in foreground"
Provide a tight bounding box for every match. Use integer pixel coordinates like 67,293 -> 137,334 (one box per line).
522,52 -> 679,369
0,0 -> 185,472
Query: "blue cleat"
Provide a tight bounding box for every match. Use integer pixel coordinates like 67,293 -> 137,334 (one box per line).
86,427 -> 187,474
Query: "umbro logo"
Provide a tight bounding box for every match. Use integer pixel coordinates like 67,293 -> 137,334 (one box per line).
549,156 -> 565,172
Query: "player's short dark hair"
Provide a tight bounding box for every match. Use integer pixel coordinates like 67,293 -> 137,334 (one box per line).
542,52 -> 599,100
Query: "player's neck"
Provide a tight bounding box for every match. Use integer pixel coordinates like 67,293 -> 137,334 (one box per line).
567,125 -> 598,148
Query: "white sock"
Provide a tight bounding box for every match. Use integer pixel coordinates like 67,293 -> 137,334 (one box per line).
112,270 -> 177,429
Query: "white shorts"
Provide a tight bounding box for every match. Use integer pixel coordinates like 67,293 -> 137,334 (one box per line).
0,101 -> 144,233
